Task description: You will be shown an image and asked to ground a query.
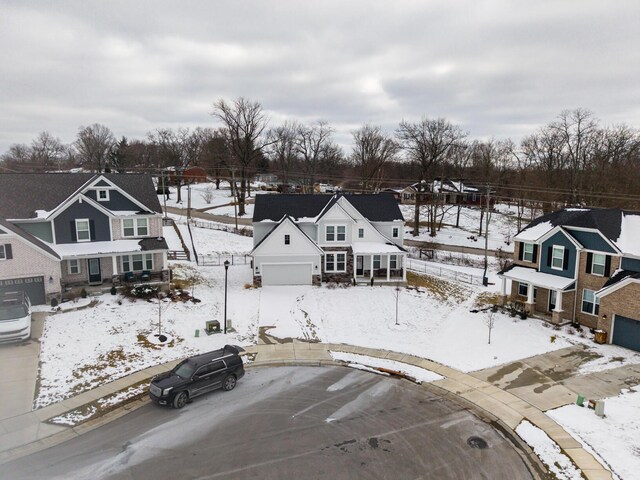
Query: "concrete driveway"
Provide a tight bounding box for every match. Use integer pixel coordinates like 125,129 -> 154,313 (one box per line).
472,345 -> 640,411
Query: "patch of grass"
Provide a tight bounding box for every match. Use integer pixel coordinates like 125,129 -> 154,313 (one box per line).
474,292 -> 500,309
406,271 -> 469,302
136,332 -> 179,349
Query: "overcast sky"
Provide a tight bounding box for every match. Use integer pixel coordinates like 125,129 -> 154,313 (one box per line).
1,0 -> 639,153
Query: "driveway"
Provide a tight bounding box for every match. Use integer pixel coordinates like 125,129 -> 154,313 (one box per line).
472,345 -> 640,411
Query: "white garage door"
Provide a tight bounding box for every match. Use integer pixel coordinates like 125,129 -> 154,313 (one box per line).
262,264 -> 312,286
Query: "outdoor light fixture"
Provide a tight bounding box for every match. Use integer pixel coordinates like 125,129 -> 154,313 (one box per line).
48,276 -> 53,284
224,260 -> 230,335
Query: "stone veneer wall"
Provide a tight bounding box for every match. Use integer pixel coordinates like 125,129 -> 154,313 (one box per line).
321,246 -> 353,283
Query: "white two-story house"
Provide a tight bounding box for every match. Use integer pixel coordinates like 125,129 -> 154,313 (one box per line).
251,193 -> 407,286
0,173 -> 169,304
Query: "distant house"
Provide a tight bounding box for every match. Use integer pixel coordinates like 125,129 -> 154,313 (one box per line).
254,173 -> 278,185
498,208 -> 640,351
432,178 -> 496,208
0,173 -> 169,304
164,166 -> 207,185
381,183 -> 429,204
251,193 -> 406,286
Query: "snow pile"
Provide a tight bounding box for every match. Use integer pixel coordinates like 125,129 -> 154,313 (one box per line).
330,351 -> 443,383
548,387 -> 640,480
515,420 -> 582,480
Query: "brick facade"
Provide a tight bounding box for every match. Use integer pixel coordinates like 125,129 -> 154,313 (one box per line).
574,252 -> 620,329
598,282 -> 640,341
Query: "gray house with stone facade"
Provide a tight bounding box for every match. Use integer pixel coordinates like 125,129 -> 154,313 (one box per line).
0,173 -> 169,304
498,208 -> 640,351
251,193 -> 406,286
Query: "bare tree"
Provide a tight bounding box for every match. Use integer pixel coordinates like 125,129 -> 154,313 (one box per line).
266,121 -> 299,188
31,131 -> 67,171
397,117 -> 467,236
351,124 -> 398,193
485,305 -> 497,344
0,143 -> 32,172
211,97 -> 271,215
75,124 -> 116,172
293,121 -> 335,192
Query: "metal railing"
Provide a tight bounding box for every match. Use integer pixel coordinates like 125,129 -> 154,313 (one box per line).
197,254 -> 252,266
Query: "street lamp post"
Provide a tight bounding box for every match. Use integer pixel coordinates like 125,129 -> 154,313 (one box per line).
224,260 -> 230,334
395,286 -> 401,325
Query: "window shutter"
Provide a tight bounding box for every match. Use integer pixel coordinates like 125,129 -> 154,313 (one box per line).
586,252 -> 593,274
604,255 -> 611,277
70,221 -> 77,242
563,250 -> 569,270
532,244 -> 538,263
5,244 -> 12,259
546,246 -> 552,267
518,243 -> 523,261
89,220 -> 96,241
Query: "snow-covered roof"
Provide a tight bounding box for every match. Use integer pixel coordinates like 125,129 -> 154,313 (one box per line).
615,213 -> 640,257
50,240 -> 147,258
352,242 -> 405,254
500,266 -> 575,291
514,221 -> 554,242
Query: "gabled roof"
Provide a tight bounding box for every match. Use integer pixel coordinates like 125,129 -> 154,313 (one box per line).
0,173 -> 162,219
597,270 -> 640,298
251,215 -> 324,255
252,193 -> 403,223
0,218 -> 60,260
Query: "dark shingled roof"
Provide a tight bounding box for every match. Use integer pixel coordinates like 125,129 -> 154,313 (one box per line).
520,208 -> 624,241
139,237 -> 169,251
253,193 -> 403,222
0,218 -> 60,259
601,270 -> 640,289
0,173 -> 162,219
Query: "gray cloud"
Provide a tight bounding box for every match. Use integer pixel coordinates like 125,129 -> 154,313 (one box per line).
1,0 -> 639,153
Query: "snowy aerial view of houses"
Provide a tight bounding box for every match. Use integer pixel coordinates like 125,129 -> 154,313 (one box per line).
2,2 -> 640,480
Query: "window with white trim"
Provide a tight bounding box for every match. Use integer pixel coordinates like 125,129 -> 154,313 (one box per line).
0,245 -> 5,260
551,246 -> 564,270
284,234 -> 290,245
325,252 -> 346,272
75,219 -> 90,242
68,259 -> 80,275
358,228 -> 364,239
373,255 -> 381,270
523,243 -> 534,262
392,227 -> 399,238
97,189 -> 109,201
591,253 -> 605,276
390,255 -> 397,269
122,253 -> 153,272
518,282 -> 528,296
122,218 -> 149,237
581,289 -> 599,315
325,225 -> 346,242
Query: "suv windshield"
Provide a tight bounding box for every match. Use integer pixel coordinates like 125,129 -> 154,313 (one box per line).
0,305 -> 29,321
174,361 -> 196,379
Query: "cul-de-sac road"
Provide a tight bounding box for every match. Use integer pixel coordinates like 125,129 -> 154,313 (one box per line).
4,366 -> 534,480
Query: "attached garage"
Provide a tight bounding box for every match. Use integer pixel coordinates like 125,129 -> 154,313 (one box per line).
0,276 -> 46,305
612,315 -> 640,352
262,263 -> 312,286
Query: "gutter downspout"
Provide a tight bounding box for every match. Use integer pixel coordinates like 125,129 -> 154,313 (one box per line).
571,247 -> 581,323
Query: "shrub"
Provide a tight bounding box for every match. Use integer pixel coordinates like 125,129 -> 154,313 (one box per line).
110,285 -> 117,295
81,288 -> 88,299
550,335 -> 557,343
519,311 -> 528,320
567,327 -> 576,335
50,297 -> 58,308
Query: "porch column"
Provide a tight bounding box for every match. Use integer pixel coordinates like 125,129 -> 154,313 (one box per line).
402,255 -> 407,281
353,255 -> 357,283
369,255 -> 373,279
525,282 -> 535,314
386,254 -> 390,282
162,250 -> 168,270
499,277 -> 507,305
553,289 -> 564,312
112,255 -> 118,275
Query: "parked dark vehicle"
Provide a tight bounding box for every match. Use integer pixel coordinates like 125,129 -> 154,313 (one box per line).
149,345 -> 245,408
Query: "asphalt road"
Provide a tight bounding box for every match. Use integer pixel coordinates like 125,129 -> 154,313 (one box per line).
5,367 -> 534,480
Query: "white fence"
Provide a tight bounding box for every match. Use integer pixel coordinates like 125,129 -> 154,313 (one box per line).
406,258 -> 483,285
197,253 -> 251,266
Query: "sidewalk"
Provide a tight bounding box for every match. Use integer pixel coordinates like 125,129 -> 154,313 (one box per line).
0,341 -> 613,480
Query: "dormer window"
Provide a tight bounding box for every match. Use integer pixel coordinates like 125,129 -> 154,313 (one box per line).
97,189 -> 109,201
284,234 -> 290,245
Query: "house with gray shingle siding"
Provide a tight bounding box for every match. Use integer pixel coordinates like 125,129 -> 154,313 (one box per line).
0,173 -> 169,304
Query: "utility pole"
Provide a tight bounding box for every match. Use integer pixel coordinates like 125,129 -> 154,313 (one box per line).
162,170 -> 167,220
231,168 -> 238,231
187,182 -> 192,222
482,184 -> 490,286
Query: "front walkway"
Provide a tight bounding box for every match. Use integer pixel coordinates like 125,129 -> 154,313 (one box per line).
0,338 -> 619,480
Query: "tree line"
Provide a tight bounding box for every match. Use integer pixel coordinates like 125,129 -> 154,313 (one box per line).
2,99 -> 639,219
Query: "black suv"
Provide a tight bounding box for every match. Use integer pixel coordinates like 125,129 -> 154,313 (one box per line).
149,345 -> 245,408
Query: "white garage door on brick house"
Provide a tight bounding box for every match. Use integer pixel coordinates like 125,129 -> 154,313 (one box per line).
262,263 -> 312,286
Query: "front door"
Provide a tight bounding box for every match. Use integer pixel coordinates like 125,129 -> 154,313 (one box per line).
356,256 -> 363,276
88,258 -> 102,284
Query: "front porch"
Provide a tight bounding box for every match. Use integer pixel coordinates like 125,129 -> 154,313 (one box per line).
353,251 -> 407,284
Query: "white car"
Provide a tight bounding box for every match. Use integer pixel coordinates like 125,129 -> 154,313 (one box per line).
0,292 -> 31,343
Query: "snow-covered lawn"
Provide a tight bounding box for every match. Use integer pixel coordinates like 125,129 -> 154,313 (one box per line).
547,387 -> 640,480
35,263 -> 258,408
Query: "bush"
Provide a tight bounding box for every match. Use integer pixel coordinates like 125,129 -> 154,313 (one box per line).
110,285 -> 117,295
81,288 -> 87,299
519,311 -> 528,320
550,335 -> 557,343
50,297 -> 58,308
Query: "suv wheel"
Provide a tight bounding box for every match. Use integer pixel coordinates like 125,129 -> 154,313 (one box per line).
223,375 -> 237,391
173,391 -> 188,409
